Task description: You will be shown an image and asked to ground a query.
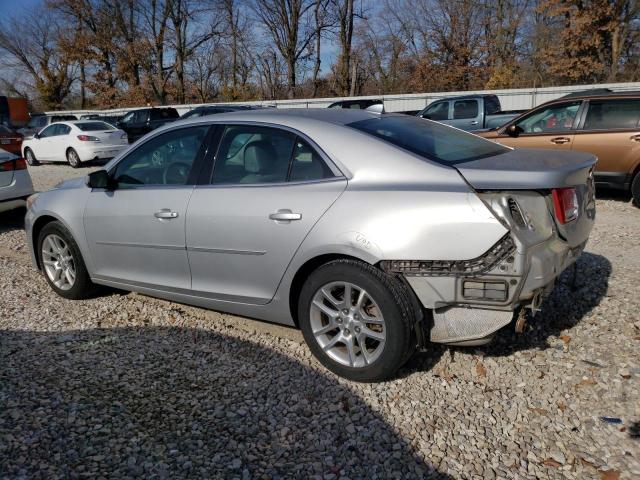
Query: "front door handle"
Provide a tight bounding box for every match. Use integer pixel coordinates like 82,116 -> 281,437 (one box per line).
630,134 -> 640,142
154,209 -> 179,219
550,137 -> 571,145
469,120 -> 479,125
269,209 -> 302,222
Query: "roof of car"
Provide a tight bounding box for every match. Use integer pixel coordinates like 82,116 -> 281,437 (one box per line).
175,107 -> 382,128
425,94 -> 498,103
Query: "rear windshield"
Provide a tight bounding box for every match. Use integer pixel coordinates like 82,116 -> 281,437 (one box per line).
76,121 -> 116,131
348,115 -> 509,164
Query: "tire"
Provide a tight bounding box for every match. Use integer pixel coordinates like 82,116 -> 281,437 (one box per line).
298,259 -> 416,382
632,172 -> 640,208
24,148 -> 39,166
66,148 -> 81,168
38,221 -> 95,299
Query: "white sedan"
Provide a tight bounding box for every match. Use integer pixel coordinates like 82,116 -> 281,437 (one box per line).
22,121 -> 129,168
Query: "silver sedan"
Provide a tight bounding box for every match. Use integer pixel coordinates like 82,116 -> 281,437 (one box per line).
0,149 -> 34,213
25,109 -> 596,381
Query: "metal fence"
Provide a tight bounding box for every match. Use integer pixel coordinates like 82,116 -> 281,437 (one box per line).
48,82 -> 640,117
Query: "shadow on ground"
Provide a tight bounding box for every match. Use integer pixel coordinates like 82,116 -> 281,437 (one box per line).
0,208 -> 26,234
0,326 -> 451,479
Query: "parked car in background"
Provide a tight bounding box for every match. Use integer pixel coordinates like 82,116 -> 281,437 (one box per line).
80,114 -> 101,120
18,114 -> 79,138
416,94 -> 525,131
0,149 -> 33,213
98,115 -> 123,127
0,96 -> 29,129
22,121 -> 128,168
0,124 -> 24,155
478,89 -> 640,206
180,104 -> 260,120
25,109 -> 596,381
328,99 -> 383,111
116,107 -> 179,143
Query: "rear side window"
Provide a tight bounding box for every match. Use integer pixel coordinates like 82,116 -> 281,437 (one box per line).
453,100 -> 478,119
76,122 -> 115,131
484,96 -> 501,115
211,125 -> 334,184
583,99 -> 640,130
349,115 -> 509,164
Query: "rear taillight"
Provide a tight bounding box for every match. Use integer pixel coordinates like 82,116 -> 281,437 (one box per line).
77,135 -> 100,141
552,188 -> 578,224
0,158 -> 27,171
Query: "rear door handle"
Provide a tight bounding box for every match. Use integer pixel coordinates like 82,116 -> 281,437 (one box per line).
550,137 -> 571,144
630,134 -> 640,142
469,120 -> 479,125
269,209 -> 302,222
154,209 -> 178,219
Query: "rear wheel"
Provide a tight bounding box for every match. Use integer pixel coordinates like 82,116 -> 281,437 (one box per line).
632,172 -> 640,208
38,221 -> 95,299
298,259 -> 416,382
24,148 -> 38,166
66,148 -> 81,168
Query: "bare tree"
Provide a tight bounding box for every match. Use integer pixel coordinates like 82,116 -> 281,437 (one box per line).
253,0 -> 315,98
0,11 -> 75,109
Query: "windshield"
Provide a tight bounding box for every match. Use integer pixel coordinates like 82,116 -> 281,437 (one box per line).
76,121 -> 116,131
348,115 -> 509,164
0,125 -> 14,134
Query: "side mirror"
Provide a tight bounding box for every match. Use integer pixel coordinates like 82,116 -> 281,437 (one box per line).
505,124 -> 523,137
33,133 -> 40,139
86,170 -> 112,189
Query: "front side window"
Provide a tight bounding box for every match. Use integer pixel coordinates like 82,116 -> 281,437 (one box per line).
583,99 -> 640,130
39,125 -> 57,138
515,101 -> 581,134
453,100 -> 479,119
422,101 -> 448,120
349,115 -> 509,164
120,111 -> 134,123
112,126 -> 209,187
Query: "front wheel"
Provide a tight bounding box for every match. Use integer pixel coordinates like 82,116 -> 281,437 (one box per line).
24,148 -> 38,166
298,259 -> 416,382
38,221 -> 96,299
66,148 -> 81,168
632,172 -> 640,208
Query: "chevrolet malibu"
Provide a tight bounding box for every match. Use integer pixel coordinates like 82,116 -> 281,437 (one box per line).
25,109 -> 596,382
22,121 -> 128,168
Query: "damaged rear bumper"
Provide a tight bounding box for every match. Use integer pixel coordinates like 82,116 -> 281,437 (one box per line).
400,234 -> 585,345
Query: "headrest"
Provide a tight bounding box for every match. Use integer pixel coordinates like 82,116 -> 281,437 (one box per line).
244,140 -> 277,174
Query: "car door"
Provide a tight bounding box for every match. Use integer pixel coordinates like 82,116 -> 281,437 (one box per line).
495,101 -> 582,150
448,99 -> 480,131
49,124 -> 71,161
186,124 -> 347,304
84,125 -> 211,290
31,124 -> 58,160
571,98 -> 640,179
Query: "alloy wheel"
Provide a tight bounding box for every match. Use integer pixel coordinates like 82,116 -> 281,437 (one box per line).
309,281 -> 386,368
41,234 -> 76,290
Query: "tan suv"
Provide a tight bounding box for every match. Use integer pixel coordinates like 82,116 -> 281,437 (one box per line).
478,89 -> 640,206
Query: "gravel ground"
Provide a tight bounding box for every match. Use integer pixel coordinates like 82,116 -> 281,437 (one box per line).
1,163 -> 639,479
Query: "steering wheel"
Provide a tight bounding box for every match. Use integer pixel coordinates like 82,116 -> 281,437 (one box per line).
163,162 -> 191,185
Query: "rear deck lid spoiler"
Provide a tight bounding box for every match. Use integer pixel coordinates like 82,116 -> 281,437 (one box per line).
454,148 -> 597,190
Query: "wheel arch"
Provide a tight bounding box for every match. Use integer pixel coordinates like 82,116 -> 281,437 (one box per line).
288,253 -> 372,328
31,214 -> 72,270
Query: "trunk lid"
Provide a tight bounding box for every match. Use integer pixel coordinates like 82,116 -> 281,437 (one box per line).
455,148 -> 597,190
92,129 -> 127,146
460,149 -> 597,248
0,150 -> 17,187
